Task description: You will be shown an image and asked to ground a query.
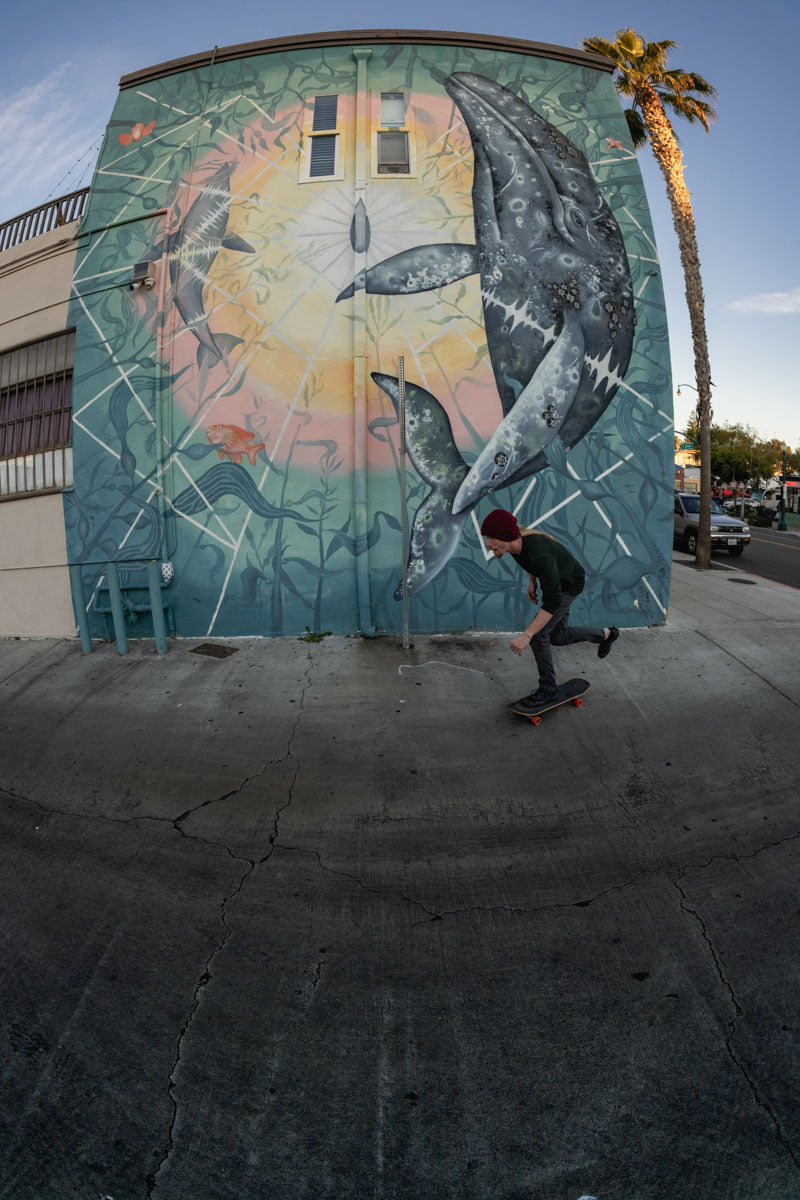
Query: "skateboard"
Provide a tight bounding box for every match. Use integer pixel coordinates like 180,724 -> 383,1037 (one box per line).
507,677 -> 590,725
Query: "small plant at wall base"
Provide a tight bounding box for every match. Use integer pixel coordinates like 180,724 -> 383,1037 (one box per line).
298,626 -> 332,643
584,28 -> 717,567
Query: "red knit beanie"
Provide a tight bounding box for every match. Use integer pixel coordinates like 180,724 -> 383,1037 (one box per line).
480,509 -> 520,541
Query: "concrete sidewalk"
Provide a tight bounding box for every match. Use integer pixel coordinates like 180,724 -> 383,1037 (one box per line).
1,554 -> 799,1200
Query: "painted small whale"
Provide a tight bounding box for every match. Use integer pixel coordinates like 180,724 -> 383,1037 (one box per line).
148,161 -> 254,367
372,372 -> 469,596
338,73 -> 634,592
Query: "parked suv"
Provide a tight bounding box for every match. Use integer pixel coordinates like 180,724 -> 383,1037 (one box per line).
673,492 -> 751,556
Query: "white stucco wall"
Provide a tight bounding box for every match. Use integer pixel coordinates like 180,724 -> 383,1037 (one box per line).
0,493 -> 75,637
0,221 -> 79,352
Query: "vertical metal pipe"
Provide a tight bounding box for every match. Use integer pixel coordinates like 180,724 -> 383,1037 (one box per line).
69,564 -> 93,654
147,560 -> 168,654
398,357 -> 410,650
351,47 -> 375,636
105,562 -> 129,655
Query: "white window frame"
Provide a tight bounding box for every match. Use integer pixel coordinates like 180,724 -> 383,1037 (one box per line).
370,90 -> 417,178
299,94 -> 346,184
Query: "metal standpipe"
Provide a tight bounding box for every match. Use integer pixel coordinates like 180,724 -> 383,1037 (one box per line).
69,564 -> 93,655
68,559 -> 170,655
398,357 -> 410,651
146,560 -> 169,654
105,562 -> 129,655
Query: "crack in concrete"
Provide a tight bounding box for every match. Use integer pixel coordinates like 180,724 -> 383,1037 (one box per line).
144,857 -> 254,1198
144,652 -> 313,1197
279,843 -> 442,923
672,871 -> 800,1172
416,867 -> 656,927
696,630 -> 800,708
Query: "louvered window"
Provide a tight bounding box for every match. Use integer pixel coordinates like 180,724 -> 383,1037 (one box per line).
302,95 -> 342,182
312,95 -> 338,131
309,134 -> 338,178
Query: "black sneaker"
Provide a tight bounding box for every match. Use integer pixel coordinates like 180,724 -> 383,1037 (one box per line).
598,626 -> 619,659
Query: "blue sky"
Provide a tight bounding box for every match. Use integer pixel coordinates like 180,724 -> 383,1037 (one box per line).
2,0 -> 797,448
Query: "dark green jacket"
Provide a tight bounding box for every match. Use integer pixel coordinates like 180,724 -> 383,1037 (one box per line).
511,532 -> 585,615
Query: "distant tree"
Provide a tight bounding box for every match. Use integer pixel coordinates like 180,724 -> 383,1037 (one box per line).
584,28 -> 717,564
686,419 -> 788,487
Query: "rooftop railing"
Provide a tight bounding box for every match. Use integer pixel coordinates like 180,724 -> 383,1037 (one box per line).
0,188 -> 90,253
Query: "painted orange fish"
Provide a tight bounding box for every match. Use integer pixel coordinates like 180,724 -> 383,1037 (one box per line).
119,120 -> 156,146
206,424 -> 266,465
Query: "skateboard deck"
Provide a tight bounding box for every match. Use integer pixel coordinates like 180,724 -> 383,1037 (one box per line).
507,677 -> 590,725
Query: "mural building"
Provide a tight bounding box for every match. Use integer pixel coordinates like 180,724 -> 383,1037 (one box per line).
63,31 -> 673,641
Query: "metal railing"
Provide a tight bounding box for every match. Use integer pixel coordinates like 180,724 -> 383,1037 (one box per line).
0,188 -> 90,252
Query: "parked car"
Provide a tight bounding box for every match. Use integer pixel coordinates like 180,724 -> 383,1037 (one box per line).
673,492 -> 751,556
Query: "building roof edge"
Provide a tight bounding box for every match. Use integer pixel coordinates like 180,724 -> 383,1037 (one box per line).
119,28 -> 614,88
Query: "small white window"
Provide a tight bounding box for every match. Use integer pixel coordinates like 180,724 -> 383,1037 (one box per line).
300,94 -> 345,183
380,92 -> 405,126
377,131 -> 410,174
371,91 -> 415,178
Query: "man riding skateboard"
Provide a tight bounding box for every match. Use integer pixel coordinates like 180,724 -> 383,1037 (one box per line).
481,509 -> 619,712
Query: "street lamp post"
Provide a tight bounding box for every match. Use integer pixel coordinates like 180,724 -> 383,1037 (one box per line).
778,444 -> 788,531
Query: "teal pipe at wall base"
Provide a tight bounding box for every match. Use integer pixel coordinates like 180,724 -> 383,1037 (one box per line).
68,561 -> 169,654
69,564 -> 93,654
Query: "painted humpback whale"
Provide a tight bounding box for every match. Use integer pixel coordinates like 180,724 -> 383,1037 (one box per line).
338,73 -> 635,593
147,161 -> 254,367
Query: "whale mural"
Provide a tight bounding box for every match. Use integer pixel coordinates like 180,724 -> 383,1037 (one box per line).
145,161 -> 255,367
66,39 -> 672,640
341,73 -> 634,596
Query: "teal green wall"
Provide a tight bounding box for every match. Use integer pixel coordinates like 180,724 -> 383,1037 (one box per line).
66,41 -> 673,638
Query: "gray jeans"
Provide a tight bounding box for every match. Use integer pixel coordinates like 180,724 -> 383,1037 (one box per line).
530,592 -> 604,696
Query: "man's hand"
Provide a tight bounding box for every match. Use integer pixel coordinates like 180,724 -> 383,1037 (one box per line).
510,632 -> 531,656
527,576 -> 538,603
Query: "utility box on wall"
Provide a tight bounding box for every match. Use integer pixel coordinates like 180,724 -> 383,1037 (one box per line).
66,30 -> 674,640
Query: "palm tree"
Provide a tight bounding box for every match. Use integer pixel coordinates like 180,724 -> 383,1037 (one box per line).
583,29 -> 717,566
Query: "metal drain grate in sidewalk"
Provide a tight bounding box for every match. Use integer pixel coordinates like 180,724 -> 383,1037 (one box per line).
190,642 -> 239,658
727,578 -> 757,585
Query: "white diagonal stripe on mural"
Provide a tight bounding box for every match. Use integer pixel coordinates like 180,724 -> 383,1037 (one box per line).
622,206 -> 658,254
72,365 -> 141,417
178,345 -> 263,447
205,306 -> 337,635
72,293 -> 155,427
135,90 -> 190,116
170,456 -> 238,543
97,171 -> 174,185
617,378 -> 671,423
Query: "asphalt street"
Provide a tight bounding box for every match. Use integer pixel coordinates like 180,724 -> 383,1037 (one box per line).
744,528 -> 800,589
1,553 -> 800,1200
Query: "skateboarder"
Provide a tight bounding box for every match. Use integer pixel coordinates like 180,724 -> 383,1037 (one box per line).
481,509 -> 618,710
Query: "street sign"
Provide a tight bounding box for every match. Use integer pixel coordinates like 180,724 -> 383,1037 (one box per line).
679,442 -> 696,450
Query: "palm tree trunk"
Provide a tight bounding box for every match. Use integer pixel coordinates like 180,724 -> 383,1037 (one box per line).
639,89 -> 713,567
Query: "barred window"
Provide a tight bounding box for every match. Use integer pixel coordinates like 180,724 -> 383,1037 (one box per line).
0,331 -> 74,496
